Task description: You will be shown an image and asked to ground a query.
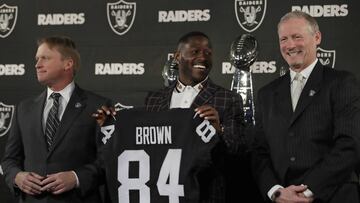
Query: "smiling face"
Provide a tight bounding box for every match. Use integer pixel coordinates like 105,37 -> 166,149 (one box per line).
175,35 -> 212,86
278,17 -> 321,72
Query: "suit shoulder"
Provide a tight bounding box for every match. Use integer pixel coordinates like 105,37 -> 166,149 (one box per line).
323,66 -> 354,79
258,76 -> 285,95
17,92 -> 44,108
146,88 -> 168,98
83,89 -> 108,100
211,83 -> 239,97
145,87 -> 171,100
321,66 -> 360,90
78,88 -> 112,106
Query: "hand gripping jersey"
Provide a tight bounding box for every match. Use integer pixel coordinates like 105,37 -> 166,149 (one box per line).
100,108 -> 219,203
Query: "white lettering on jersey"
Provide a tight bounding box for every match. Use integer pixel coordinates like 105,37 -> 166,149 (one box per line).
136,126 -> 172,145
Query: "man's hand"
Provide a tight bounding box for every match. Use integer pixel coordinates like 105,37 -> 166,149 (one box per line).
275,185 -> 313,203
195,105 -> 221,133
92,105 -> 116,127
15,171 -> 44,195
40,171 -> 77,195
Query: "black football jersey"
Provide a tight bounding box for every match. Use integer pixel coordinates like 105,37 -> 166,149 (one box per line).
100,108 -> 219,203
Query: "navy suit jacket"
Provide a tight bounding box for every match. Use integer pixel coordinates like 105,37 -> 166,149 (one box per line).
1,85 -> 111,203
253,62 -> 360,202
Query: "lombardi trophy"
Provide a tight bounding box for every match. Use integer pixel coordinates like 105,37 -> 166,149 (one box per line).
230,34 -> 258,125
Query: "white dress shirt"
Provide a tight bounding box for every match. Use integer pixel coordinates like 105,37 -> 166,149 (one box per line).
170,78 -> 207,109
42,81 -> 75,131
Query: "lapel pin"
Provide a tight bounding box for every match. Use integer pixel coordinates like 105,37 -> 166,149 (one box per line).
75,102 -> 82,108
309,90 -> 316,96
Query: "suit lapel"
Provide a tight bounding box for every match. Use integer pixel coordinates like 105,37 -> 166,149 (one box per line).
33,91 -> 48,153
47,85 -> 86,157
290,63 -> 323,125
191,80 -> 217,108
274,74 -> 293,123
158,86 -> 173,111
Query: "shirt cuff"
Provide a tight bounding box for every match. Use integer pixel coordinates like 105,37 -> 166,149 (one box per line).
267,185 -> 284,201
303,188 -> 314,198
71,171 -> 80,188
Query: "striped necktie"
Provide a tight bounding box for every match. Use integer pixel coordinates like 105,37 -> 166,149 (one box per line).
45,93 -> 61,151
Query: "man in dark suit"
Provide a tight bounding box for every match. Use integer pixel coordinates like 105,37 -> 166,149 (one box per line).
252,11 -> 360,203
1,36 -> 110,202
145,31 -> 248,203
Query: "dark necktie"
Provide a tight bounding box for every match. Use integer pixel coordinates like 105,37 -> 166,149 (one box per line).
45,93 -> 61,151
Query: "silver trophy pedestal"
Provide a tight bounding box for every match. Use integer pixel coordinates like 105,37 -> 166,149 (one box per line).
230,69 -> 255,125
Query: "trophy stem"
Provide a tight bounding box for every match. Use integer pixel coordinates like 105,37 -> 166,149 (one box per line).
230,69 -> 255,126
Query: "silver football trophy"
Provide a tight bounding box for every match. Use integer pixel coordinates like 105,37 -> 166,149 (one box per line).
162,55 -> 178,87
230,34 -> 258,125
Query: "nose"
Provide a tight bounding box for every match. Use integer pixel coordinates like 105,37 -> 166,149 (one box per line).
284,39 -> 296,49
196,50 -> 209,61
35,59 -> 41,69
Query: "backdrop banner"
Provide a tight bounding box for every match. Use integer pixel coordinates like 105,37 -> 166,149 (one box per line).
1,0 -> 359,202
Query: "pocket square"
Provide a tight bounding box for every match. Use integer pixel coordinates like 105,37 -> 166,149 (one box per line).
309,90 -> 316,96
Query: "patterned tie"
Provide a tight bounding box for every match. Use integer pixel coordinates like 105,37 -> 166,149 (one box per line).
291,73 -> 305,111
45,93 -> 61,151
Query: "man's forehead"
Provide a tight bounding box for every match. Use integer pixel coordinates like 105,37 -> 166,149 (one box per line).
183,37 -> 210,47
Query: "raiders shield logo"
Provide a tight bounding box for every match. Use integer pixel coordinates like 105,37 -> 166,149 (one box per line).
317,47 -> 336,69
107,0 -> 136,36
0,4 -> 18,38
234,0 -> 266,33
0,102 -> 15,137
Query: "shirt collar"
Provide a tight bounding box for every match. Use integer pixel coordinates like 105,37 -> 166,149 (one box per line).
290,58 -> 318,82
47,81 -> 75,103
175,77 -> 208,93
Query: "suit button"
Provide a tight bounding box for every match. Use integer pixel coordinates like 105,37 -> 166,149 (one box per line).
290,157 -> 296,162
289,132 -> 294,137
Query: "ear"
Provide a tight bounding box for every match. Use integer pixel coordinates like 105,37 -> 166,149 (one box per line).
174,51 -> 180,64
314,31 -> 321,46
63,58 -> 74,72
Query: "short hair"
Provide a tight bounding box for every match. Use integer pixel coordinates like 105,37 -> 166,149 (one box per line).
278,11 -> 320,34
37,36 -> 81,73
177,31 -> 212,50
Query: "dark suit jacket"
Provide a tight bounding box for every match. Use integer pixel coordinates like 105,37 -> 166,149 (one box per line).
1,85 -> 111,203
252,62 -> 360,202
145,80 -> 248,203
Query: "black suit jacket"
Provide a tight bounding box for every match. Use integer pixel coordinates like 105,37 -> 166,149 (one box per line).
145,80 -> 248,203
1,85 -> 111,203
253,62 -> 360,202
